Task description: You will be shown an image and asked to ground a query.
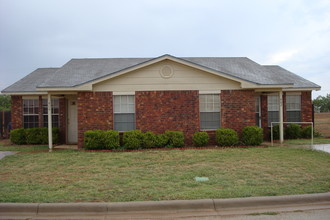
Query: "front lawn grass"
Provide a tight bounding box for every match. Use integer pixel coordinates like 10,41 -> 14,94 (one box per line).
0,146 -> 329,203
282,137 -> 330,145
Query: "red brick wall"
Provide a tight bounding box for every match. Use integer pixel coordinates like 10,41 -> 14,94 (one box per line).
221,90 -> 256,135
301,91 -> 313,122
136,91 -> 200,145
77,92 -> 113,148
11,96 -> 23,129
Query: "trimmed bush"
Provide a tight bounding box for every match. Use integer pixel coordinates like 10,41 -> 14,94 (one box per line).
301,126 -> 321,138
192,132 -> 209,147
123,130 -> 144,149
10,128 -> 26,145
10,127 -> 60,145
285,124 -> 301,139
242,126 -> 263,146
103,130 -> 120,149
84,130 -> 105,149
26,128 -> 44,144
142,131 -> 157,148
165,131 -> 184,148
216,128 -> 238,146
155,134 -> 169,148
84,130 -> 120,150
271,125 -> 280,140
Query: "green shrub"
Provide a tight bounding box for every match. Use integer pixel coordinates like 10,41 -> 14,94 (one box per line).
123,130 -> 144,149
84,130 -> 120,150
103,130 -> 120,149
155,134 -> 169,148
165,131 -> 184,148
301,126 -> 321,138
271,125 -> 280,140
10,127 -> 60,145
10,128 -> 26,145
285,124 -> 301,139
84,130 -> 105,150
26,128 -> 45,144
52,128 -> 60,144
216,128 -> 238,146
142,131 -> 157,148
242,126 -> 263,146
192,132 -> 209,147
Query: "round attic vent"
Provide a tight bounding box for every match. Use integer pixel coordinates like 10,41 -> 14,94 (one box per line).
160,65 -> 174,78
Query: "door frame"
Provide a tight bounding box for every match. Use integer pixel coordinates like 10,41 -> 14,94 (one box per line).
67,97 -> 78,144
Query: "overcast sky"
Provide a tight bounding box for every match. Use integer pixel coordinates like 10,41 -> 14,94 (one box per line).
0,0 -> 329,98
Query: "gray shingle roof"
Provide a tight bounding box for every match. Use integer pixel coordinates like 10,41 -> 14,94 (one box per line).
263,65 -> 321,88
38,58 -> 151,88
2,68 -> 59,93
2,55 -> 320,93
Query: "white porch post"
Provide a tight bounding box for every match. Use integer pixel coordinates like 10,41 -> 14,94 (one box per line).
279,90 -> 284,144
47,93 -> 53,152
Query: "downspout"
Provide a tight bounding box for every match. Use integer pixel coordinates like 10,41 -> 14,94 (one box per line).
48,93 -> 53,152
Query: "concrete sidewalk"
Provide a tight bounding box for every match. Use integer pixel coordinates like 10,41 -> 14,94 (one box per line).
1,192 -> 330,219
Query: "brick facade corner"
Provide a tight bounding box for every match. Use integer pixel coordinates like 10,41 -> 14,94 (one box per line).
77,92 -> 113,148
301,91 -> 313,123
11,96 -> 23,129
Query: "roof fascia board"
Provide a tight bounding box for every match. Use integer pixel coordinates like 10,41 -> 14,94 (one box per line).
283,87 -> 320,91
37,83 -> 92,92
1,91 -> 48,95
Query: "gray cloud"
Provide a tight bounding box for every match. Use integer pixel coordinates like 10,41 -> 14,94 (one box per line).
1,0 -> 329,98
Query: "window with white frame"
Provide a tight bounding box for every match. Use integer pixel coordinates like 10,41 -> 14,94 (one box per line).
200,94 -> 220,130
114,95 -> 135,131
267,95 -> 279,126
23,99 -> 39,128
286,95 -> 301,122
42,99 -> 59,128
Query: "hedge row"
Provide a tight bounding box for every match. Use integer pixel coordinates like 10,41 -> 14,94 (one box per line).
271,124 -> 321,140
84,130 -> 185,150
10,128 -> 60,145
84,126 -> 264,150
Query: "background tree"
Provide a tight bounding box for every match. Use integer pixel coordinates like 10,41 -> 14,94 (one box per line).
313,94 -> 330,112
0,95 -> 11,111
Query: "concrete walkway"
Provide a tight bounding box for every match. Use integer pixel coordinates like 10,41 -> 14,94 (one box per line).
1,192 -> 329,219
0,151 -> 16,160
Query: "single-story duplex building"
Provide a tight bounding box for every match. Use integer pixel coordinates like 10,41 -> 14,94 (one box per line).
2,54 -> 320,148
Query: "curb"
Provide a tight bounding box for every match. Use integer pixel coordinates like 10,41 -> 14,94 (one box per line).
1,193 -> 330,215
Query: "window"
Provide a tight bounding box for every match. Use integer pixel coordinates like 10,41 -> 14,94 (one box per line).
255,96 -> 261,127
286,95 -> 301,122
268,95 -> 279,126
43,99 -> 59,128
200,94 -> 220,130
114,95 -> 135,131
23,99 -> 39,128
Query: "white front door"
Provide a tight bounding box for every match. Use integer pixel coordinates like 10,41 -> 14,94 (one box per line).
67,98 -> 78,144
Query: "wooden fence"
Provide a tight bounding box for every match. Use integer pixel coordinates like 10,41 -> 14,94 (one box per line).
314,112 -> 330,137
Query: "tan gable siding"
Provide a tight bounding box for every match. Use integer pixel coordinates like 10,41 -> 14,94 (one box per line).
93,60 -> 241,92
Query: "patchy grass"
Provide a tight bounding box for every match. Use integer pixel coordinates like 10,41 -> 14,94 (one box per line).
0,146 -> 329,203
0,145 -> 49,152
280,137 -> 330,145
